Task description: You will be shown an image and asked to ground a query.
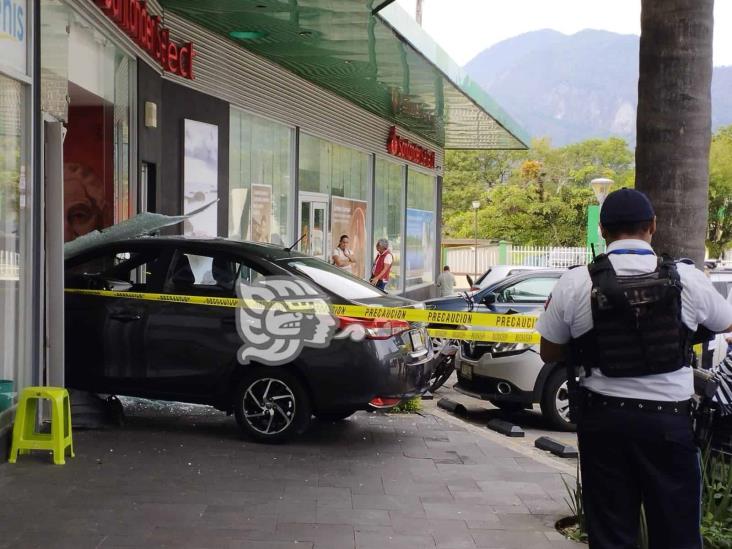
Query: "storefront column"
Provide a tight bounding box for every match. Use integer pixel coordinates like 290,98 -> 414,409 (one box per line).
435,174 -> 442,279
31,0 -> 43,386
291,127 -> 300,247
401,165 -> 409,295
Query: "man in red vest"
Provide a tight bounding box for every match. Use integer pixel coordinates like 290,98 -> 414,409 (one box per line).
370,238 -> 393,291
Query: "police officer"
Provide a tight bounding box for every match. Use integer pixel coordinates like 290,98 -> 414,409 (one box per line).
537,189 -> 732,549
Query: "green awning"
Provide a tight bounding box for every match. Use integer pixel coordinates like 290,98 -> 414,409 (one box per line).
159,0 -> 530,150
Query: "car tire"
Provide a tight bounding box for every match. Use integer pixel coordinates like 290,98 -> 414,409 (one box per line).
234,367 -> 311,443
313,410 -> 357,422
488,400 -> 525,413
540,369 -> 576,432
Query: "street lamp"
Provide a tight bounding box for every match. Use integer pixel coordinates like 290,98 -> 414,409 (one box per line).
590,178 -> 614,204
472,200 -> 480,281
587,178 -> 614,254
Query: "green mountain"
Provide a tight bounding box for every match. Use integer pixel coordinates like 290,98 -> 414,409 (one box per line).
465,29 -> 732,146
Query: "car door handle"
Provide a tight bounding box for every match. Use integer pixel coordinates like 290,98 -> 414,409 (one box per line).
110,313 -> 142,322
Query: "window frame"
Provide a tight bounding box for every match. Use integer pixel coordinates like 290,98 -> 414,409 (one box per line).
65,244 -> 172,293
495,276 -> 560,304
163,247 -> 270,297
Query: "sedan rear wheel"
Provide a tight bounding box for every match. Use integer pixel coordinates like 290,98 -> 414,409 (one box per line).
234,368 -> 311,443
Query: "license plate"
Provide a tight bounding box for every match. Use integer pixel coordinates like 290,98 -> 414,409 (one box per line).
410,330 -> 425,352
461,363 -> 473,380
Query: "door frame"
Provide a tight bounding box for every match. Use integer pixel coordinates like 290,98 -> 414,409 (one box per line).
298,192 -> 330,261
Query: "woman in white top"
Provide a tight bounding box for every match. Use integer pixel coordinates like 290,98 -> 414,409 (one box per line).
331,234 -> 355,274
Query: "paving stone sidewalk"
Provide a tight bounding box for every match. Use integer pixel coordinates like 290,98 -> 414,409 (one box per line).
0,401 -> 581,549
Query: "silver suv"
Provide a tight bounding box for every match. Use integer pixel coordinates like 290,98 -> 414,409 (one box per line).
452,271 -> 572,431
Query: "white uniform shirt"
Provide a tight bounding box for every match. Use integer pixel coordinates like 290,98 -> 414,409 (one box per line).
536,239 -> 732,401
332,247 -> 353,274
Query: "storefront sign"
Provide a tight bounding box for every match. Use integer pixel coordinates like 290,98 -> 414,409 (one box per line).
386,127 -> 435,169
0,0 -> 27,75
92,0 -> 195,79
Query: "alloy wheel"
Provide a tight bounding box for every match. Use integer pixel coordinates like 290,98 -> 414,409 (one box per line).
242,378 -> 296,435
555,380 -> 571,423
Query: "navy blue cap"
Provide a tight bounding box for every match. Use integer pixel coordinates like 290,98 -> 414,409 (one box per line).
600,188 -> 655,225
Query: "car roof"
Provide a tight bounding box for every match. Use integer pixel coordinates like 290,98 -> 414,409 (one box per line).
481,268 -> 565,292
66,235 -> 311,262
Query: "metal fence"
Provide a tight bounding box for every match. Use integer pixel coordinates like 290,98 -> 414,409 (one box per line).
445,244 -> 605,275
508,246 -> 595,269
0,250 -> 20,281
444,246 -> 499,275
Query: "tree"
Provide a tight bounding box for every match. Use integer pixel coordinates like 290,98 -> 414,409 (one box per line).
707,126 -> 732,258
441,137 -> 635,244
635,0 -> 714,265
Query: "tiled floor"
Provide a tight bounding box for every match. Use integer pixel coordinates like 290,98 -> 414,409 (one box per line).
0,400 -> 581,548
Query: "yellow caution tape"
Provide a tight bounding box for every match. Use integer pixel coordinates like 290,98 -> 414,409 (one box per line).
64,289 -> 332,313
332,304 -> 537,329
428,328 -> 540,345
64,288 -> 540,343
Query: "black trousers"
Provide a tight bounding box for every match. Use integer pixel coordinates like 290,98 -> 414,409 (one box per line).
577,400 -> 702,549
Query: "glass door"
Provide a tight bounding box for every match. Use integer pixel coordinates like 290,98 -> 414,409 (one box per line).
298,194 -> 329,261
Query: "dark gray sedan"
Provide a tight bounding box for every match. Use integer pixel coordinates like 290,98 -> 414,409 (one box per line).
64,237 -> 433,442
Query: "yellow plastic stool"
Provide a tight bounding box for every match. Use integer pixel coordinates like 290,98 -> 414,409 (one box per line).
9,387 -> 74,465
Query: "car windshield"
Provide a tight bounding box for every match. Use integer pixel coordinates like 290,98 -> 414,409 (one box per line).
281,258 -> 384,300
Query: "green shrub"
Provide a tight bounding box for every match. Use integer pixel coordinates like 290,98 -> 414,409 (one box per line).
701,448 -> 732,549
561,464 -> 588,543
389,397 -> 422,414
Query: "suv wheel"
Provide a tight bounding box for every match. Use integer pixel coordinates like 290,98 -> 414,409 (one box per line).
540,369 -> 576,432
234,368 -> 311,443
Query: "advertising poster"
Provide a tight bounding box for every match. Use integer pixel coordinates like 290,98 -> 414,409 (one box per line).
183,119 -> 218,237
406,208 -> 435,284
63,100 -> 114,242
250,184 -> 273,243
331,197 -> 368,278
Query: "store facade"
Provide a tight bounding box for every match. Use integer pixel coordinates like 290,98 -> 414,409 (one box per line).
38,0 -> 468,301
0,0 -> 37,443
1,0 -> 527,450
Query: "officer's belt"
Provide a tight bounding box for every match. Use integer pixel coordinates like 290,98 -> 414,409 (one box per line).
581,389 -> 693,416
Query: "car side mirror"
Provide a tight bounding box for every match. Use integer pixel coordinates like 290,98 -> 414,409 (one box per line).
466,275 -> 474,288
483,292 -> 497,305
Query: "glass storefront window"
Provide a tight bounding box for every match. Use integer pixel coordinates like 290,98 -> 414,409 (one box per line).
406,169 -> 436,287
374,158 -> 404,291
229,108 -> 291,246
298,134 -> 369,277
299,134 -> 368,200
62,16 -> 134,242
0,74 -> 27,415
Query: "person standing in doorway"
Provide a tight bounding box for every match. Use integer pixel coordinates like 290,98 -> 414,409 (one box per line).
436,265 -> 456,297
537,188 -> 732,549
331,234 -> 355,274
370,238 -> 393,291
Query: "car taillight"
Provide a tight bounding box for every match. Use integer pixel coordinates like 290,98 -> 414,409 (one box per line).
338,316 -> 411,340
369,397 -> 401,408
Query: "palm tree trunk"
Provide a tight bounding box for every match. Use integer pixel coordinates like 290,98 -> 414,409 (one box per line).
635,0 -> 714,266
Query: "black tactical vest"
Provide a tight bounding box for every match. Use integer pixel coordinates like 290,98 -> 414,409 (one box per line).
572,253 -> 692,378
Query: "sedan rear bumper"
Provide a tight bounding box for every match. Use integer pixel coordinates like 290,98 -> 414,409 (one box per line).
300,328 -> 435,413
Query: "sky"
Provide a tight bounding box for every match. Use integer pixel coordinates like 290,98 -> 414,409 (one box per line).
396,0 -> 732,67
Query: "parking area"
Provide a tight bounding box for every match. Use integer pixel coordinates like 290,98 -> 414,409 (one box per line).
0,398 -> 580,549
428,376 -> 578,470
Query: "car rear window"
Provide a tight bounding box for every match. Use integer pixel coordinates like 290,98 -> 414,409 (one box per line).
280,258 -> 384,300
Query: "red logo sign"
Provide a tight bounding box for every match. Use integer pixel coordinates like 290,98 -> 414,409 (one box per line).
93,0 -> 195,80
386,126 -> 435,169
